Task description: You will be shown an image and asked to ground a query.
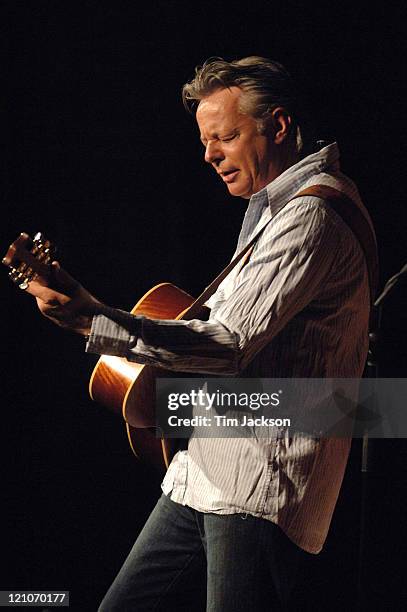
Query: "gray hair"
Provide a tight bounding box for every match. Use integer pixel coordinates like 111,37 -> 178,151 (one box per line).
182,56 -> 303,151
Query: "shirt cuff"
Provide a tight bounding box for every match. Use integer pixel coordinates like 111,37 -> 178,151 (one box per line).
86,314 -> 134,357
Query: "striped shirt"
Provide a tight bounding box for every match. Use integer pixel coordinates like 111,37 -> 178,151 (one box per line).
86,142 -> 372,553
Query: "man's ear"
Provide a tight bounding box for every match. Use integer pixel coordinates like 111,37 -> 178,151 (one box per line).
267,107 -> 293,144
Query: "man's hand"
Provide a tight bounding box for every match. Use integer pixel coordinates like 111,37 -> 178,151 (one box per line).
26,261 -> 102,336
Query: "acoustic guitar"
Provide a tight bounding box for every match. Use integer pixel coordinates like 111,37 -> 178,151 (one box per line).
3,232 -> 209,473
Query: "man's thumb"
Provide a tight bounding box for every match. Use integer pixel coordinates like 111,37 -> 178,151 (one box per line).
51,261 -> 80,294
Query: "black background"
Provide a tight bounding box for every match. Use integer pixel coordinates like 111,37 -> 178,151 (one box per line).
3,2 -> 407,610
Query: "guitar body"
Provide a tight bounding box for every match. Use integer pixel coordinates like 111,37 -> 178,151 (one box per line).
89,282 -> 200,472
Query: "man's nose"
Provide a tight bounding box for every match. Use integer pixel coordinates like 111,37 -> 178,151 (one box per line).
204,141 -> 224,165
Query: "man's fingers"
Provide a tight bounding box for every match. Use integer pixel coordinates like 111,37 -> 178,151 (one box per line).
26,279 -> 53,300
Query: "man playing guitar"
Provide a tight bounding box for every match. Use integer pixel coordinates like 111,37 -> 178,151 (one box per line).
12,57 -> 376,611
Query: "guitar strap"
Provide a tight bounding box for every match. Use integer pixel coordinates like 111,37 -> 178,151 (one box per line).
184,184 -> 378,320
289,185 -> 379,306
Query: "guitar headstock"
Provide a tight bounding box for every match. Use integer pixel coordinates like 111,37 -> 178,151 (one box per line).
2,232 -> 56,289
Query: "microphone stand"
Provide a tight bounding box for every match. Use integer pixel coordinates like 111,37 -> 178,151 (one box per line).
357,261 -> 407,610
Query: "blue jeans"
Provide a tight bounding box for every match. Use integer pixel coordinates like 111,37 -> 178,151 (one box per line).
98,493 -> 307,611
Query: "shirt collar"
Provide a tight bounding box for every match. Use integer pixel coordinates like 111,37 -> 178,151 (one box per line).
235,142 -> 340,251
258,141 -> 340,215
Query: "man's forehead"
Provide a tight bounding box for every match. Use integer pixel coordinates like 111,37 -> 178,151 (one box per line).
197,87 -> 243,117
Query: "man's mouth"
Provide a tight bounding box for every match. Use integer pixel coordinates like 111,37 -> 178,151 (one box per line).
220,169 -> 239,183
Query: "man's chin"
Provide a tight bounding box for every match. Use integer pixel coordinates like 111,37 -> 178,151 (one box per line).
226,182 -> 252,199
